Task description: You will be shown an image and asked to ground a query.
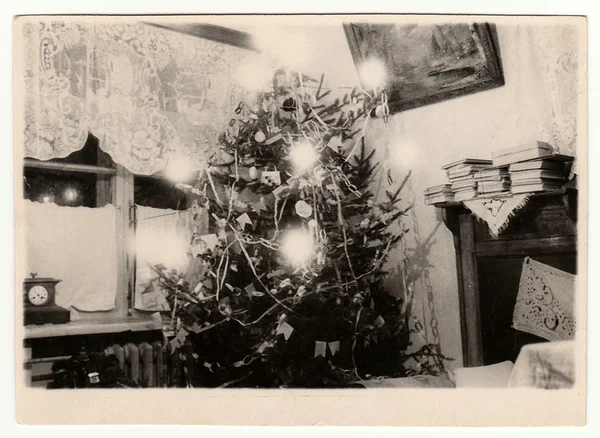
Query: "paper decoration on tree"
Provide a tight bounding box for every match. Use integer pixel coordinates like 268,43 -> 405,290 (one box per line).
328,341 -> 340,356
272,184 -> 289,198
257,341 -> 271,354
327,135 -> 344,154
176,328 -> 188,344
244,282 -> 257,299
314,341 -> 327,358
295,200 -> 313,218
512,257 -> 576,341
276,321 -> 294,340
236,213 -> 253,230
191,233 -> 220,256
463,194 -> 530,237
261,171 -> 281,187
265,132 -> 283,145
252,197 -> 268,213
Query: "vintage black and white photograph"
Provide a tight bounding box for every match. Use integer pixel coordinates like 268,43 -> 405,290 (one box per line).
13,12 -> 586,426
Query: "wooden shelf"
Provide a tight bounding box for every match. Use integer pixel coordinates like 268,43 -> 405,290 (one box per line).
23,317 -> 162,340
431,188 -> 569,209
435,190 -> 577,367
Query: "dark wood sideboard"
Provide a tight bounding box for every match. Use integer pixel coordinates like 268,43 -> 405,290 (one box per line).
436,188 -> 578,367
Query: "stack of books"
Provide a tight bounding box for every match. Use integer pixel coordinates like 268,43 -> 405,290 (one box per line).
492,141 -> 553,167
509,156 -> 573,194
442,159 -> 493,201
473,166 -> 511,196
424,184 -> 454,205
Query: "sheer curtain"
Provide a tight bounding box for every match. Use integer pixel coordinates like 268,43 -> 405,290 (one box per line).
134,206 -> 207,311
20,18 -> 252,175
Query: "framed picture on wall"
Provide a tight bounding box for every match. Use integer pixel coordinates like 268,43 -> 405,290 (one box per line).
343,22 -> 504,114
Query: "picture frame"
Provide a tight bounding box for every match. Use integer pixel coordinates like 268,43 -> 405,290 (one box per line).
343,22 -> 505,114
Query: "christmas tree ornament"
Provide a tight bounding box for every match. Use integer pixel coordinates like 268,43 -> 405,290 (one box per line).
295,200 -> 313,218
254,131 -> 266,143
260,170 -> 281,187
249,166 -> 259,180
281,97 -> 297,112
218,298 -> 232,316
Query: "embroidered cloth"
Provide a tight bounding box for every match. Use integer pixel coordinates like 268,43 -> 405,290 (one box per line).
463,193 -> 530,237
512,257 -> 576,341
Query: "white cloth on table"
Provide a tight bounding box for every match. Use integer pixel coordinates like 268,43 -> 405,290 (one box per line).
508,341 -> 575,389
22,199 -> 117,311
512,257 -> 576,341
452,361 -> 515,388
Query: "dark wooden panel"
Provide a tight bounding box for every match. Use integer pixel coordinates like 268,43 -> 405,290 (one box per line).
458,214 -> 484,366
477,255 -> 577,365
439,192 -> 578,367
475,236 -> 577,257
474,195 -> 577,242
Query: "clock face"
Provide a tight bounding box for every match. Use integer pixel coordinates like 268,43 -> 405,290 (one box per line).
28,285 -> 49,306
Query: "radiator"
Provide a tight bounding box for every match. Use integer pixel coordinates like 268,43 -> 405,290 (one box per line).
103,341 -> 193,388
26,340 -> 192,388
104,342 -> 167,387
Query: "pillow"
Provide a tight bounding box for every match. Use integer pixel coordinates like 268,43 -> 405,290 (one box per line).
452,361 -> 514,388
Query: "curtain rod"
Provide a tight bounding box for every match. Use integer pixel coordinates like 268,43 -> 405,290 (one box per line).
23,159 -> 117,175
145,22 -> 259,52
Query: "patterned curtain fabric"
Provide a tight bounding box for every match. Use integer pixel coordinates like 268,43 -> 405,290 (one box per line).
22,21 -> 91,160
20,19 -> 251,175
524,25 -> 581,158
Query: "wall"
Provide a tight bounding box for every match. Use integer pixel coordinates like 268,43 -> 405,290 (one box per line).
362,20 -> 584,368
240,16 -> 585,369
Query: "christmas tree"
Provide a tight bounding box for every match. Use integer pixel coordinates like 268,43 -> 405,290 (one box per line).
150,69 -> 446,388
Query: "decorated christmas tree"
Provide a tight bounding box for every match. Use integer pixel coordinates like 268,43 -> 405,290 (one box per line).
150,68 -> 446,388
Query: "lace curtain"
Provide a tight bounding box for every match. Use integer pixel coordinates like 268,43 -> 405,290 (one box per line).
20,19 -> 251,175
520,24 -> 583,158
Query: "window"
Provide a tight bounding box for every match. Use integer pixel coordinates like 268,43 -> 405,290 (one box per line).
22,134 -> 132,322
134,175 -> 189,211
132,173 -> 198,312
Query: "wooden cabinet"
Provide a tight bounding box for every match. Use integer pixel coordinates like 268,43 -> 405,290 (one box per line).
437,189 -> 577,366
